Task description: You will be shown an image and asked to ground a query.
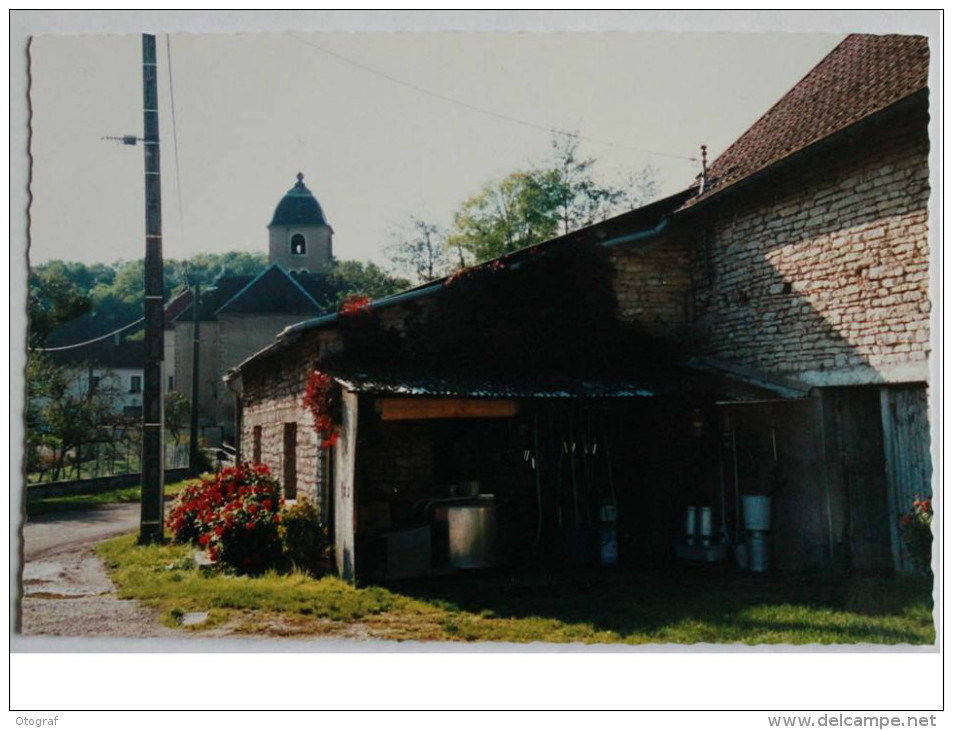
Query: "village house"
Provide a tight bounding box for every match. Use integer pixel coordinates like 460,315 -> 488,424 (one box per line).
224,34 -> 932,581
172,173 -> 346,445
47,288 -> 192,420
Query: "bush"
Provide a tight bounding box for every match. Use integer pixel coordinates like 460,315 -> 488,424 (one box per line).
166,475 -> 226,544
204,465 -> 283,574
900,495 -> 933,573
280,497 -> 329,575
166,463 -> 284,574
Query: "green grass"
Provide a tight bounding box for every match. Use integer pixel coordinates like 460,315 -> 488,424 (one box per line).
96,534 -> 935,644
26,479 -> 193,516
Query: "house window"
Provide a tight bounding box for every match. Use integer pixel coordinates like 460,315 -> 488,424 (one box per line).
130,375 -> 142,393
168,375 -> 174,391
291,233 -> 307,256
283,423 -> 297,499
253,425 -> 262,464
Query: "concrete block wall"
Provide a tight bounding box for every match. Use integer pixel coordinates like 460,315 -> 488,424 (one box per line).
690,107 -> 930,385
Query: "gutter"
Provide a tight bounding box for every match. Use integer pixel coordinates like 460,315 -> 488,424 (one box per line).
600,217 -> 671,248
281,280 -> 445,338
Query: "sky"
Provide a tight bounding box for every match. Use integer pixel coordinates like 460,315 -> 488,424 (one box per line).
28,30 -> 845,269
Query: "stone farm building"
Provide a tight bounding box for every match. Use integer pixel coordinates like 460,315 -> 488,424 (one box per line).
225,35 -> 933,581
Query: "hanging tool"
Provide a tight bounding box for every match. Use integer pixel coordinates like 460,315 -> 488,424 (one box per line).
532,413 -> 543,546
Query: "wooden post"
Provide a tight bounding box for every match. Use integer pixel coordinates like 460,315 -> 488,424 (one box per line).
333,390 -> 359,582
139,33 -> 165,543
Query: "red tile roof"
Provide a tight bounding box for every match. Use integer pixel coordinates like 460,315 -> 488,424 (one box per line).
683,34 -> 929,208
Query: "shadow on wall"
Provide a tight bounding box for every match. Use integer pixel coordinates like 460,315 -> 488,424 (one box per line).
691,107 -> 930,384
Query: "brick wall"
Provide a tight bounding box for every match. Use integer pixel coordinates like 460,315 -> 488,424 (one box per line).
689,106 -> 930,384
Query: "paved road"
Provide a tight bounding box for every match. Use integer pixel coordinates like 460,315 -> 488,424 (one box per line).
22,503 -> 141,561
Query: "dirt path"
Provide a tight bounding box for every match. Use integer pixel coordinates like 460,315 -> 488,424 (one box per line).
18,505 -> 371,641
21,546 -> 178,638
19,504 -> 178,638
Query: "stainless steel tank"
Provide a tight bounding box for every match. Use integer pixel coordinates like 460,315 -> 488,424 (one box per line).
446,502 -> 498,569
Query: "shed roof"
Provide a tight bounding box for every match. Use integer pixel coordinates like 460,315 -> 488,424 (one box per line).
334,372 -> 655,399
683,34 -> 929,209
329,361 -> 809,404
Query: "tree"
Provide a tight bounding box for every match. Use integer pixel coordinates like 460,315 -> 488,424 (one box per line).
28,269 -> 92,347
26,354 -> 121,481
446,133 -> 661,264
447,169 -> 563,263
164,390 -> 190,445
549,133 -> 626,235
386,217 -> 454,284
327,260 -> 410,304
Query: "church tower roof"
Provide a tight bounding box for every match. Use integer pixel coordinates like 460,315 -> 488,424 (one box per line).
268,172 -> 328,227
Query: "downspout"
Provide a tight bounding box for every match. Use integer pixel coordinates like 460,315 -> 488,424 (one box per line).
225,373 -> 243,465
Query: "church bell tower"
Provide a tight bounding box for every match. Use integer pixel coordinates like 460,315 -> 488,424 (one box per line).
267,172 -> 333,273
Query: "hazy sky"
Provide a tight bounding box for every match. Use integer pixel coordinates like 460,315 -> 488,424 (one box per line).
29,31 -> 845,268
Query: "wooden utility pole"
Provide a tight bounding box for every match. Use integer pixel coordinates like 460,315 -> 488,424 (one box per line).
188,283 -> 201,475
139,33 -> 166,543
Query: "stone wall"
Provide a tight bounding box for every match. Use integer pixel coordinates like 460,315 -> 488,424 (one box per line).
216,314 -> 317,439
689,105 -> 930,385
173,320 -> 221,428
608,234 -> 694,341
239,329 -> 326,509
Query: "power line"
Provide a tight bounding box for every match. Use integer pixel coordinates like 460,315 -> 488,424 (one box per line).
289,34 -> 698,164
166,35 -> 186,244
33,317 -> 146,353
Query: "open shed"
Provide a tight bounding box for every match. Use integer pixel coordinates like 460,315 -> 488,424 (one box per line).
310,366 -> 804,582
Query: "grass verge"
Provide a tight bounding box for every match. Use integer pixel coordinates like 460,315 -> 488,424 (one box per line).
26,479 -> 193,516
96,534 -> 935,644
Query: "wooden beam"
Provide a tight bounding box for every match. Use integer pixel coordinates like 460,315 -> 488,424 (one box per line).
376,398 -> 519,421
334,390 -> 359,582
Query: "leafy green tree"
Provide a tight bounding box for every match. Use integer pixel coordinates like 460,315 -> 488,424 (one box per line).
446,133 -> 661,264
27,269 -> 93,347
26,354 -> 121,481
164,390 -> 190,445
448,170 -> 563,263
328,259 -> 410,303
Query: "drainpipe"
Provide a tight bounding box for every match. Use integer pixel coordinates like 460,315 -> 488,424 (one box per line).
225,373 -> 243,465
600,218 -> 671,249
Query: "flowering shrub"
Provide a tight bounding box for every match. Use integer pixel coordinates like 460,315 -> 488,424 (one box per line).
899,495 -> 933,573
203,464 -> 284,573
303,370 -> 339,449
166,474 -> 227,544
338,294 -> 372,317
166,464 -> 284,574
279,496 -> 329,576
